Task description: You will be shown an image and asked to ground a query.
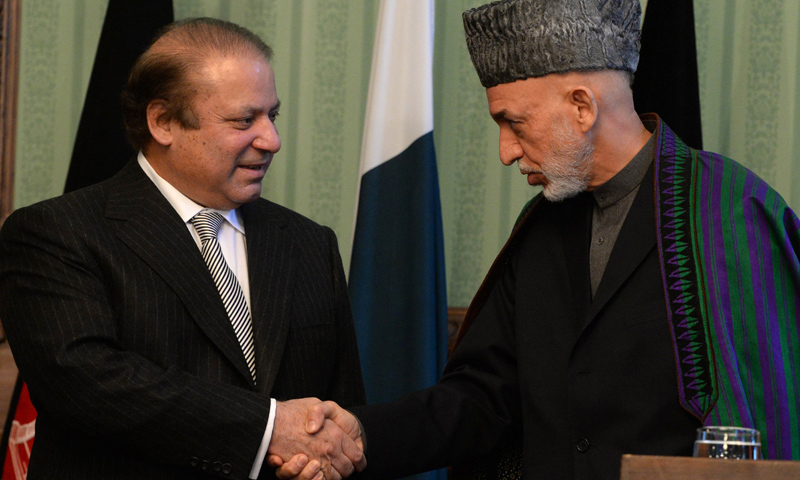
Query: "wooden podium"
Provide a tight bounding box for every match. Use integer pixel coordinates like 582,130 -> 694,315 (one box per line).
620,454 -> 800,479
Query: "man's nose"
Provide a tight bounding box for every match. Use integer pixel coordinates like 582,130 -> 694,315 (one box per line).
498,127 -> 522,166
252,118 -> 281,153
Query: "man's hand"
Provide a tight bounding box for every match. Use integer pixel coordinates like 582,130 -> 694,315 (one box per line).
269,401 -> 365,480
267,399 -> 366,480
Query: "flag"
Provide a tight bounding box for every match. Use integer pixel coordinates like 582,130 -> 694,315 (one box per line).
0,379 -> 34,480
64,0 -> 173,193
1,2 -> 173,476
348,1 -> 447,478
632,0 -> 703,149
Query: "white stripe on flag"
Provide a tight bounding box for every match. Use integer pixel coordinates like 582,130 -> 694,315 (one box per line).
358,0 -> 435,176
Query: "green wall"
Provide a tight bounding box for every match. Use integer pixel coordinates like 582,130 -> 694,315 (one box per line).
13,0 -> 800,306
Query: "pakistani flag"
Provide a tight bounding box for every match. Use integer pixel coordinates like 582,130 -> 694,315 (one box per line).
349,2 -> 448,478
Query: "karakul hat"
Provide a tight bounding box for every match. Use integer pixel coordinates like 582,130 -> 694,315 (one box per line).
463,0 -> 642,88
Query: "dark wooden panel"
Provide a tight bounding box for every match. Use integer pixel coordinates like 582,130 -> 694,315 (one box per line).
0,0 -> 20,226
620,454 -> 800,480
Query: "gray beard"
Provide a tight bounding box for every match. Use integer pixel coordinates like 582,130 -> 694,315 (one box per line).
540,116 -> 594,202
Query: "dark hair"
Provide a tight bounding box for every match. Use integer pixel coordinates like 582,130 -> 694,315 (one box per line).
121,18 -> 274,150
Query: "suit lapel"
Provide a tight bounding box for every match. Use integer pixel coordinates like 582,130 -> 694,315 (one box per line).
240,200 -> 295,395
104,161 -> 254,384
585,164 -> 657,324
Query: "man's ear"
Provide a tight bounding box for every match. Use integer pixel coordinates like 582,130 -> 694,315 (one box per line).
567,86 -> 597,133
146,100 -> 174,147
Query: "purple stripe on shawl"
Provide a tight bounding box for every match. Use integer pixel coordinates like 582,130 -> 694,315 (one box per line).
742,174 -> 779,451
743,178 -> 792,458
784,207 -> 800,458
696,152 -> 753,424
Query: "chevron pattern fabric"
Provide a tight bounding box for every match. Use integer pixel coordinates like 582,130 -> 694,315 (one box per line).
191,209 -> 256,382
655,129 -> 717,420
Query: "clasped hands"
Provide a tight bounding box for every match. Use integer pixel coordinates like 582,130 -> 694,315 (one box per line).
267,398 -> 364,480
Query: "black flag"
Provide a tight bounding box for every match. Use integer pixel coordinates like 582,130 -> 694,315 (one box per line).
633,0 -> 703,150
64,0 -> 173,193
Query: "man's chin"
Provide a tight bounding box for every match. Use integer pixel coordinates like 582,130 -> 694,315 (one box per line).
541,182 -> 586,202
228,186 -> 264,207
240,191 -> 263,205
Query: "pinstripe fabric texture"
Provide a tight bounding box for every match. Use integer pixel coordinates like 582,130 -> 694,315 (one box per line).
191,209 -> 256,382
0,160 -> 365,479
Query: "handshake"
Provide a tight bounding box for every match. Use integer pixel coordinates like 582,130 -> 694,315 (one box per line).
266,398 -> 365,480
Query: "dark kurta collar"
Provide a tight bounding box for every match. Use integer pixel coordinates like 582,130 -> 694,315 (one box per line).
592,126 -> 656,209
588,122 -> 657,296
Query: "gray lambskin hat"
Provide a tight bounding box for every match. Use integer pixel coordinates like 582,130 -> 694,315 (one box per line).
463,0 -> 642,88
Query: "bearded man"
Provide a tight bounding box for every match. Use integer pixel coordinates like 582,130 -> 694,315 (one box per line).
275,0 -> 800,478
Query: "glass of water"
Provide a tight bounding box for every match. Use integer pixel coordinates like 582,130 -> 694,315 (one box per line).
693,426 -> 761,460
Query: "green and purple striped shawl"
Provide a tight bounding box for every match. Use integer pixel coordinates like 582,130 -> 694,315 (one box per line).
652,115 -> 800,460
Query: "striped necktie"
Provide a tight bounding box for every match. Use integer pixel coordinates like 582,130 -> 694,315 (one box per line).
191,209 -> 256,383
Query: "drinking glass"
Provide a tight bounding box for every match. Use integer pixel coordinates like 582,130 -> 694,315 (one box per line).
693,426 -> 761,460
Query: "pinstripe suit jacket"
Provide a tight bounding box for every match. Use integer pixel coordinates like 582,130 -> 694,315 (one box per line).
0,160 -> 365,479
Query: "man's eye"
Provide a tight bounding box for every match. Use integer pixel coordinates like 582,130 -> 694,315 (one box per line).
269,111 -> 280,122
236,117 -> 254,127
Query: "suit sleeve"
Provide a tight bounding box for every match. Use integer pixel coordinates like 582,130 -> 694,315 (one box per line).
0,203 -> 270,479
350,260 -> 521,478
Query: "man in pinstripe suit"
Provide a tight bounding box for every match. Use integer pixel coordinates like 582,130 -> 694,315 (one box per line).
0,18 -> 365,480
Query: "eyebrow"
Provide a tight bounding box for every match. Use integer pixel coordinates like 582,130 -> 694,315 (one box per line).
490,108 -> 514,122
490,109 -> 504,120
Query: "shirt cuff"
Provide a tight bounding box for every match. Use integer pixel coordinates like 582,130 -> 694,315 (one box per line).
249,397 -> 277,479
